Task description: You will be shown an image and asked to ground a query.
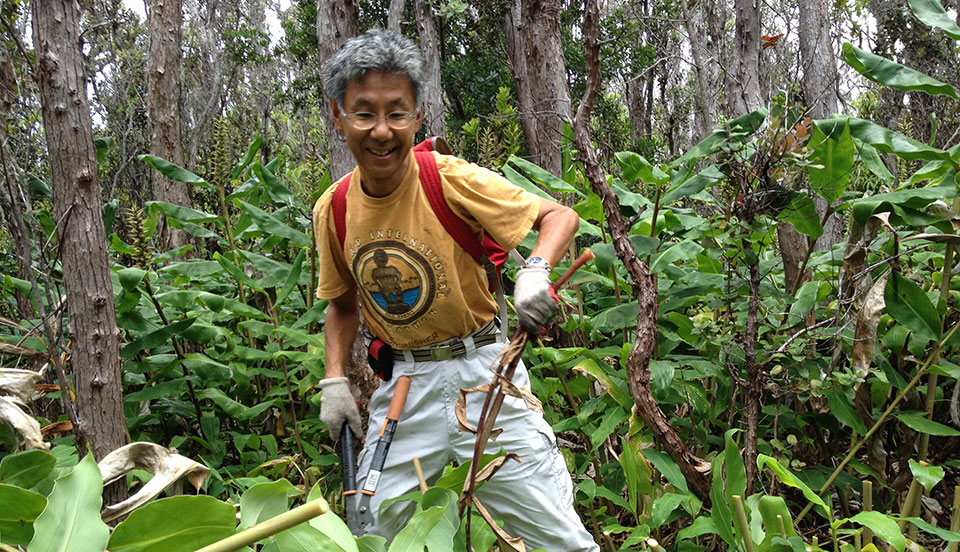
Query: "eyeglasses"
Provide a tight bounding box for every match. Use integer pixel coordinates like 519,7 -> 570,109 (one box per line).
340,110 -> 418,130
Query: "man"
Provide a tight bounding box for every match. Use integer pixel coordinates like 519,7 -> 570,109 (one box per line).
313,29 -> 598,551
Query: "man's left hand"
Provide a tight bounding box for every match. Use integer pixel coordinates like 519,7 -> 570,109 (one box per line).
514,267 -> 558,334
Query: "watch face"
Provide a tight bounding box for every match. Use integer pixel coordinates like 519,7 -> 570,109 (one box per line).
525,256 -> 550,271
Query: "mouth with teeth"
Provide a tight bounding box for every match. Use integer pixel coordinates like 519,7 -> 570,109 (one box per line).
367,146 -> 397,158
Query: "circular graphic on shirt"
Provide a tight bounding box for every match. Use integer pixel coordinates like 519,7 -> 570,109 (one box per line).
354,241 -> 436,324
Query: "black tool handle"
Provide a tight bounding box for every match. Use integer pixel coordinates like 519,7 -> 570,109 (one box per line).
340,422 -> 357,495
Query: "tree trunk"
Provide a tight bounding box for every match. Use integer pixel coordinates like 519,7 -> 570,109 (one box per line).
0,41 -> 34,320
506,0 -> 572,177
680,0 -> 715,144
574,0 -> 711,503
723,0 -> 762,117
147,0 -> 193,254
388,0 -> 404,32
414,0 -> 446,138
32,0 -> 127,472
502,0 -> 538,157
625,76 -> 647,145
799,0 -> 844,253
317,0 -> 359,181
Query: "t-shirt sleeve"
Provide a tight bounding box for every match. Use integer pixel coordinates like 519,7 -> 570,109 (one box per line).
312,186 -> 354,299
436,155 -> 541,250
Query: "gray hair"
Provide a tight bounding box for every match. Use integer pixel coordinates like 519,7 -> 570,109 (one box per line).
321,29 -> 427,106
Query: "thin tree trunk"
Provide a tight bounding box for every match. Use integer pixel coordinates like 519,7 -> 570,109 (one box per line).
387,0 -> 404,32
680,0 -> 714,143
507,0 -> 572,177
32,0 -> 127,484
724,0 -> 762,117
317,0 -> 359,181
502,0 -> 538,158
147,0 -> 193,254
414,0 -> 446,137
574,0 -> 711,503
0,41 -> 33,320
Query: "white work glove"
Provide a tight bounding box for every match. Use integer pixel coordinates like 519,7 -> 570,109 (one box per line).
514,267 -> 559,334
317,377 -> 362,442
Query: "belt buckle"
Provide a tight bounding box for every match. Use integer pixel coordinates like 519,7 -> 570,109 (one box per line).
430,346 -> 454,361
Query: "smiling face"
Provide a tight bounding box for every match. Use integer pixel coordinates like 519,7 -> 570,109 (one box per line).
331,71 -> 423,197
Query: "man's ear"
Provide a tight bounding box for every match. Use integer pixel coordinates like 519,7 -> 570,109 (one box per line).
329,99 -> 345,133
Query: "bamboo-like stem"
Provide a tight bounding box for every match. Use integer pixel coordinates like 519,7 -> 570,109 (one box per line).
777,514 -> 787,539
413,457 -> 428,494
732,495 -> 756,552
646,538 -> 664,552
196,498 -> 329,552
863,480 -> 874,547
797,323 -> 960,522
854,530 -> 862,552
948,486 -> 960,552
898,477 -> 922,533
0,543 -> 19,552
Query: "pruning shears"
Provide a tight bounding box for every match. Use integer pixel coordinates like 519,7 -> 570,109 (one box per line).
341,375 -> 412,536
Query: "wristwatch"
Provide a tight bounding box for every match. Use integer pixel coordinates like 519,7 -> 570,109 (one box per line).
524,256 -> 551,272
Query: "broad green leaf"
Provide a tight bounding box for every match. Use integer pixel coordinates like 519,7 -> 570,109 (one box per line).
253,163 -> 298,206
675,109 -> 767,164
214,253 -> 263,290
904,516 -> 960,541
275,524 -> 347,552
650,240 -> 704,273
816,117 -> 951,162
662,165 -> 725,204
389,488 -> 459,552
357,535 -> 389,552
757,495 -> 798,552
709,454 -> 736,544
236,200 -> 312,247
108,496 -> 235,552
160,260 -> 224,279
228,136 -> 263,180
855,139 -> 895,186
276,249 -> 306,307
724,429 -> 746,505
908,0 -> 960,39
756,454 -> 829,519
0,483 -> 46,545
199,388 -> 277,421
615,151 -> 669,185
851,186 -> 957,225
777,192 -> 823,238
842,43 -> 959,99
29,453 -> 109,552
572,358 -> 634,410
642,449 -> 689,495
825,387 -> 869,435
117,267 -> 147,292
620,436 -> 653,515
788,281 -> 820,324
677,515 -> 719,541
121,318 -> 197,359
850,511 -> 905,552
308,511 -> 360,552
240,479 -> 299,529
650,492 -> 689,529
94,137 -> 113,164
908,459 -> 944,492
808,121 -> 855,202
896,413 -> 960,436
499,164 -> 555,200
590,302 -> 640,332
506,156 -> 582,196
139,155 -> 209,186
0,449 -> 56,488
123,378 -> 192,402
884,272 -> 941,343
146,201 -> 221,224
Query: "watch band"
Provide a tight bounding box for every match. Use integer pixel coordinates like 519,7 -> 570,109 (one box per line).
524,256 -> 551,272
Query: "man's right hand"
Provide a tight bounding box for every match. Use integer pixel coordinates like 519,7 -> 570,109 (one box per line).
318,377 -> 362,441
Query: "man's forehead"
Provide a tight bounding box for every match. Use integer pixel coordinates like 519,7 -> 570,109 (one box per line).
343,70 -> 416,105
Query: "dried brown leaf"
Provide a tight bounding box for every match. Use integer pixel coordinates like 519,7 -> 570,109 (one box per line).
904,233 -> 960,244
0,396 -> 48,450
41,420 -> 73,437
0,368 -> 43,401
0,342 -> 47,358
99,441 -> 210,522
35,383 -> 60,394
457,384 -> 492,434
851,273 -> 887,379
499,379 -> 543,414
471,496 -> 526,552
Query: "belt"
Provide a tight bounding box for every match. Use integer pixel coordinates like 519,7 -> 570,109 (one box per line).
392,320 -> 501,362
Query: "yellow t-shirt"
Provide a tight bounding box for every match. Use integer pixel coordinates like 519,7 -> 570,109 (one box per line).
313,151 -> 540,350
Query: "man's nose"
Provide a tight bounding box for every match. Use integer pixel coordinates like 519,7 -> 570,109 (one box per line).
369,116 -> 393,138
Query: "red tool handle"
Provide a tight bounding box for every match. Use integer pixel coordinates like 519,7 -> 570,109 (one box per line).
553,249 -> 594,290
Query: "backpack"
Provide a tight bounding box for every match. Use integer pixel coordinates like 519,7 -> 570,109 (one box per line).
330,137 -> 514,338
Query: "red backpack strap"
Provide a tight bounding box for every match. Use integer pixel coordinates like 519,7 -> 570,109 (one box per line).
415,151 -> 487,266
332,173 -> 351,250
